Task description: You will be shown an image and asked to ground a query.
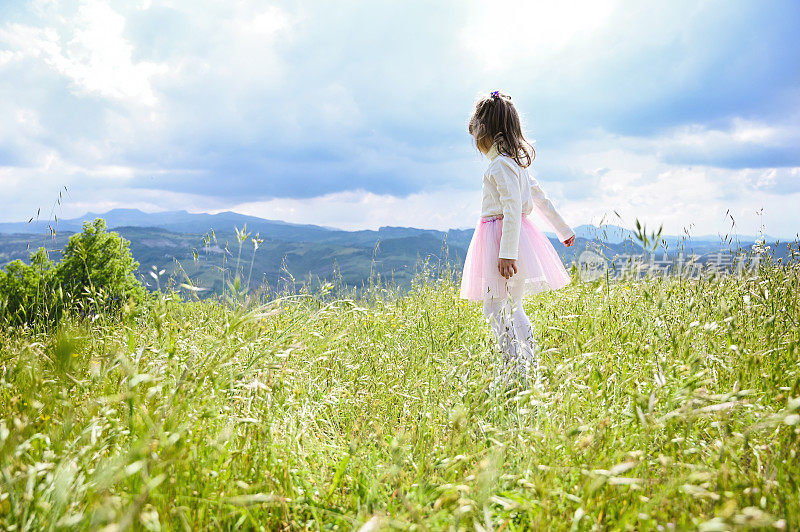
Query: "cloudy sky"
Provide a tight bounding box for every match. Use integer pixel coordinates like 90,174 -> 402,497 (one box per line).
1,0 -> 798,237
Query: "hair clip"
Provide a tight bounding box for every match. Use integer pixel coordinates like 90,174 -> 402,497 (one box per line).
490,91 -> 500,99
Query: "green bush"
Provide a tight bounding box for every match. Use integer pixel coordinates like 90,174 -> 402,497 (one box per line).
0,218 -> 145,327
57,218 -> 146,313
0,248 -> 63,326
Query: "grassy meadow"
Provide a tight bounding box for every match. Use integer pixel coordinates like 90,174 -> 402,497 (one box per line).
1,246 -> 799,530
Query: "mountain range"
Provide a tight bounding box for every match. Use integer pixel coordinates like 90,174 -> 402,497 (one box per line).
0,209 -> 789,295
0,208 -> 776,244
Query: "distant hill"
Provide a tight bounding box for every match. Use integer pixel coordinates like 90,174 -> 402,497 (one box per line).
0,209 -> 476,248
0,208 -> 336,241
0,209 -> 584,295
572,223 -> 775,246
1,208 -> 776,246
1,209 -> 790,296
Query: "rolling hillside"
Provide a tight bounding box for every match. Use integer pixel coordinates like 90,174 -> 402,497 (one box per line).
3,208 -> 790,296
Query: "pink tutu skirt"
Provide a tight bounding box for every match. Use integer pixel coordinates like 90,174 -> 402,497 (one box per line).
459,213 -> 571,301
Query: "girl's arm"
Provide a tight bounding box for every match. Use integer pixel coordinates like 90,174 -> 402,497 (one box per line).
530,177 -> 575,243
491,160 -> 523,260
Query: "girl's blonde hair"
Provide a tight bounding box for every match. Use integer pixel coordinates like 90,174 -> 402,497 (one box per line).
468,91 -> 535,168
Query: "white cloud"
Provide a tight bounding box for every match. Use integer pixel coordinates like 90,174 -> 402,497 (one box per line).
0,0 -> 798,239
538,125 -> 800,238
0,1 -> 168,106
461,0 -> 618,70
631,118 -> 800,165
221,188 -> 482,231
241,5 -> 291,36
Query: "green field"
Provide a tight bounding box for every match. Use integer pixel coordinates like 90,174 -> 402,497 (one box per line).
1,248 -> 799,530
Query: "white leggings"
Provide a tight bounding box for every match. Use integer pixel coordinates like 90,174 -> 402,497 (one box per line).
482,281 -> 539,381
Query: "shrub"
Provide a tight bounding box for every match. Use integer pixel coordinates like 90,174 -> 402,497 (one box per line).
0,218 -> 146,326
0,248 -> 63,326
57,218 -> 146,313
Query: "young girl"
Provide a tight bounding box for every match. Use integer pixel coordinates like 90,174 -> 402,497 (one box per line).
460,90 -> 575,386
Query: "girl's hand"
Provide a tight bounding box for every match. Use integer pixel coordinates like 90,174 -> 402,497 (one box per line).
498,258 -> 517,279
563,235 -> 575,247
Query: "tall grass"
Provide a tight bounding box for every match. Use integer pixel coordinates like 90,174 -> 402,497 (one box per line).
0,244 -> 798,530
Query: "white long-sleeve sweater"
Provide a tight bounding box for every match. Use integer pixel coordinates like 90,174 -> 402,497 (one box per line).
481,143 -> 575,260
